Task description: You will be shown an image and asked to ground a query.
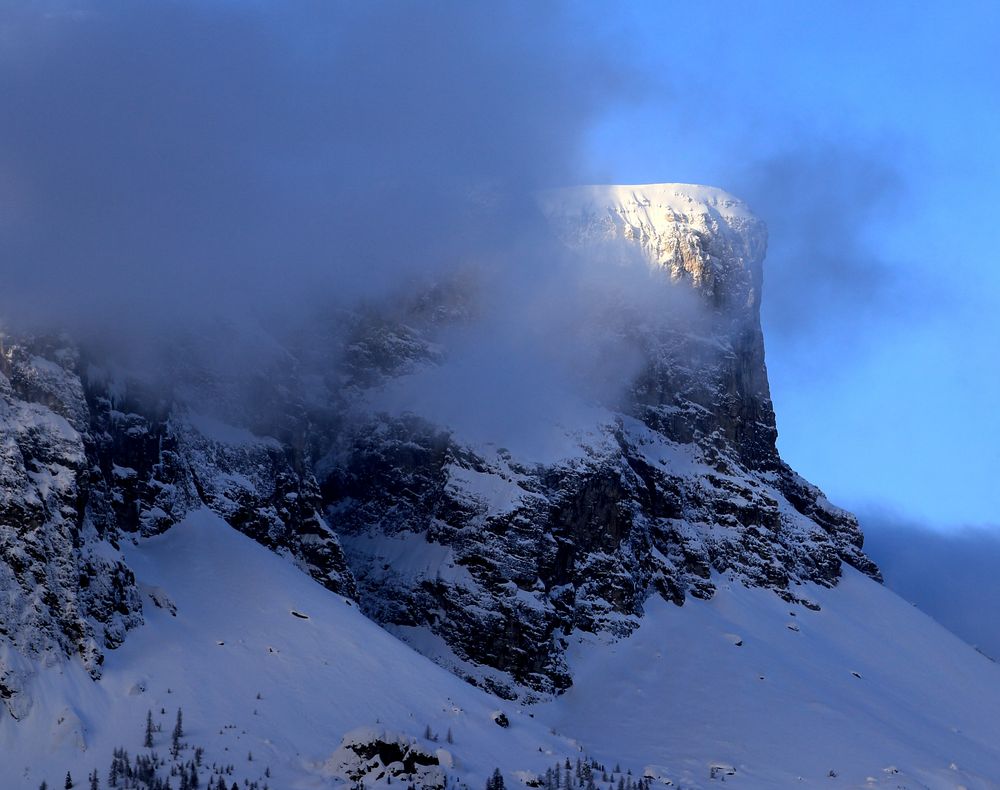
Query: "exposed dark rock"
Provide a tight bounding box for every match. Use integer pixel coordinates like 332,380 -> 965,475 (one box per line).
327,727 -> 446,789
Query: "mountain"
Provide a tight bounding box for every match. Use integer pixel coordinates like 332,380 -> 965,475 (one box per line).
326,183 -> 878,697
2,184 -> 999,788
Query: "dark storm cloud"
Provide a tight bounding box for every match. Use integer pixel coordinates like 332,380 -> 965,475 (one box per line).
859,507 -> 1000,661
0,1 -> 626,343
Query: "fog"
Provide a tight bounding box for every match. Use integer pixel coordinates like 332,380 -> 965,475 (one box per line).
0,3 -> 919,407
2,1 -> 713,451
860,508 -> 1000,660
0,3 -> 948,465
0,1 -> 626,342
734,145 -> 910,340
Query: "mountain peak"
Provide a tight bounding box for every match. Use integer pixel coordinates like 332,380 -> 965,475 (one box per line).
540,183 -> 767,312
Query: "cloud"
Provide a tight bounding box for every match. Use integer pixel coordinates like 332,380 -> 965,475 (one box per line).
859,507 -> 1000,661
0,1 -> 630,347
732,143 -> 911,342
3,1 -> 702,442
4,2 -> 932,457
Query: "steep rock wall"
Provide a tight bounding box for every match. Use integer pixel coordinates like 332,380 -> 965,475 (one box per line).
326,185 -> 880,697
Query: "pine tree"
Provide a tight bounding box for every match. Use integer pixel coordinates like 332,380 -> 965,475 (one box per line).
446,727 -> 453,744
90,769 -> 100,790
39,783 -> 48,790
65,772 -> 74,789
145,710 -> 155,748
171,709 -> 184,758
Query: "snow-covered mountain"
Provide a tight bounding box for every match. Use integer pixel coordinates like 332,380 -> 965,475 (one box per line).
2,184 -> 999,788
328,184 -> 877,696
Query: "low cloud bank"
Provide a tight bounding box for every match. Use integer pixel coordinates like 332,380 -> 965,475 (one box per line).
859,508 -> 1000,660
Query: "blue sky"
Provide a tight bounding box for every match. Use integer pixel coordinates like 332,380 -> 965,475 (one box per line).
585,1 -> 1000,529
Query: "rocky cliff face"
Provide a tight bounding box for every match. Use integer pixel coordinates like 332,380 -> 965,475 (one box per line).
0,183 -> 879,714
0,337 -> 355,718
326,184 -> 879,697
0,340 -> 140,717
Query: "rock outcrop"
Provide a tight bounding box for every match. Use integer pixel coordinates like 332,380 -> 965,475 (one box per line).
0,336 -> 355,718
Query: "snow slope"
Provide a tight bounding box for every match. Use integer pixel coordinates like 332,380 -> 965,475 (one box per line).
5,509 -> 1000,789
544,568 -> 1000,788
0,510 -> 577,789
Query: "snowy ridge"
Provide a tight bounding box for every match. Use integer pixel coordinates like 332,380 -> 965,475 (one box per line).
2,510 -> 999,788
546,566 -> 1000,787
539,183 -> 759,232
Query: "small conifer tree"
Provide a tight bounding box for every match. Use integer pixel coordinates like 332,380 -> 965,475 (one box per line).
171,709 -> 184,757
486,768 -> 505,790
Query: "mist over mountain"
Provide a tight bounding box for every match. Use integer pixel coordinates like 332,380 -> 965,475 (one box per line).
0,2 -> 627,364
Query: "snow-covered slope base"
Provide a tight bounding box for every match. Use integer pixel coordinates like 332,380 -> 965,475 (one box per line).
4,510 -> 1000,789
545,569 -> 1000,788
0,511 -> 577,790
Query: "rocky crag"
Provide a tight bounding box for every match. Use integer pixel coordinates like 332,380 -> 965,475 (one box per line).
0,336 -> 354,717
0,184 -> 879,715
327,184 -> 879,697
